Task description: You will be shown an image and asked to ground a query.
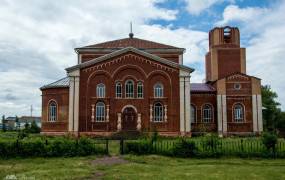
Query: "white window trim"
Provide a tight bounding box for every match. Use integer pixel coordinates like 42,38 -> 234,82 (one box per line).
154,83 -> 164,98
96,83 -> 106,98
137,82 -> 144,98
202,104 -> 213,123
153,102 -> 164,122
191,104 -> 197,123
125,80 -> 134,98
233,103 -> 245,123
95,102 -> 105,122
47,99 -> 57,122
115,82 -> 122,98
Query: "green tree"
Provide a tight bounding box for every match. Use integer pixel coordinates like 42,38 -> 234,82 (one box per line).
24,122 -> 30,132
1,115 -> 4,124
262,85 -> 285,132
2,115 -> 6,132
29,121 -> 40,133
15,115 -> 19,130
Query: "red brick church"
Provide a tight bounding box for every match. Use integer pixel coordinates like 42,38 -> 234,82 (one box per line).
40,26 -> 263,136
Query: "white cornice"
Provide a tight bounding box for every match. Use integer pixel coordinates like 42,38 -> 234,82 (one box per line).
66,47 -> 194,73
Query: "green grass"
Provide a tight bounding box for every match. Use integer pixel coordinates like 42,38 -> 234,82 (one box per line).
98,155 -> 285,180
1,155 -> 285,180
0,156 -> 97,180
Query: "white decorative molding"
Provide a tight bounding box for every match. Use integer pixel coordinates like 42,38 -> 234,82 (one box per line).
164,105 -> 168,122
106,105 -> 110,122
257,95 -> 263,132
67,47 -> 193,73
117,113 -> 122,131
91,104 -> 95,123
179,69 -> 191,134
121,104 -> 138,113
222,95 -> 227,134
137,113 -> 142,131
68,70 -> 80,133
150,104 -> 153,122
217,95 -> 223,135
252,95 -> 258,132
227,74 -> 249,80
68,77 -> 75,132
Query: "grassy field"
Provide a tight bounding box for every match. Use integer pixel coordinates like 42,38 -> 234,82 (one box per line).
1,132 -> 285,179
1,155 -> 285,180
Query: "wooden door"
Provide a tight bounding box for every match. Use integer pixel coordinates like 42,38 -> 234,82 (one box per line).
122,107 -> 137,131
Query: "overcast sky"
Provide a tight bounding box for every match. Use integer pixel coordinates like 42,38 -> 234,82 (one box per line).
0,0 -> 284,117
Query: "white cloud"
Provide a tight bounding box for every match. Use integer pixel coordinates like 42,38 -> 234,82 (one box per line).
216,2 -> 285,109
184,0 -> 230,15
216,5 -> 268,25
0,0 -> 208,117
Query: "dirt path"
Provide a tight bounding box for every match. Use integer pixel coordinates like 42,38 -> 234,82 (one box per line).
91,156 -> 129,166
89,156 -> 129,180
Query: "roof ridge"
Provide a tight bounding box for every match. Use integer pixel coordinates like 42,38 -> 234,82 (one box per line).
40,77 -> 69,90
66,47 -> 194,73
79,37 -> 182,49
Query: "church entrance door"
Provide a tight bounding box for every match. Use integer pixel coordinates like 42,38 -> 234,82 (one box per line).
122,107 -> 137,131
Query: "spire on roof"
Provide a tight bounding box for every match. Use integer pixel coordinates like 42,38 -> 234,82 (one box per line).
129,22 -> 134,38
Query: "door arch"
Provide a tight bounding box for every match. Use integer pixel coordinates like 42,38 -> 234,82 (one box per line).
122,107 -> 137,131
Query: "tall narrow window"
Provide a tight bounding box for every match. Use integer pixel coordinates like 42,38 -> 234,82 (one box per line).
115,82 -> 122,98
153,102 -> 164,122
137,82 -> 143,98
154,83 -> 163,98
125,80 -> 134,98
234,103 -> 244,122
191,104 -> 196,123
48,101 -> 57,122
96,102 -> 105,122
96,83 -> 105,98
202,104 -> 213,123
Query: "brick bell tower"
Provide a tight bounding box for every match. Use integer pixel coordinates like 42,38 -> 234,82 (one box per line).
205,26 -> 246,82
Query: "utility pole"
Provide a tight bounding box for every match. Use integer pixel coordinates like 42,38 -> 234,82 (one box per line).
30,105 -> 33,117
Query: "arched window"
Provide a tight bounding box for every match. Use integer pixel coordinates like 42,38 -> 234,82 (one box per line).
191,104 -> 196,123
224,27 -> 231,36
137,81 -> 143,98
154,83 -> 163,98
224,27 -> 231,43
202,104 -> 213,123
96,83 -> 105,98
48,101 -> 57,122
96,102 -> 105,122
153,102 -> 164,122
115,82 -> 122,98
125,80 -> 134,98
234,103 -> 244,122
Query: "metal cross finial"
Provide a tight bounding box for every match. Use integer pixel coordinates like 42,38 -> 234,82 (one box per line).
129,22 -> 134,38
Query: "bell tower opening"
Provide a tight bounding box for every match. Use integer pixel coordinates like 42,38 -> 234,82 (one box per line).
206,26 -> 246,82
223,27 -> 231,44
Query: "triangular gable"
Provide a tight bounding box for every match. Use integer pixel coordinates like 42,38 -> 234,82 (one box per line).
66,47 -> 194,73
78,37 -> 183,49
226,72 -> 261,81
214,72 -> 261,82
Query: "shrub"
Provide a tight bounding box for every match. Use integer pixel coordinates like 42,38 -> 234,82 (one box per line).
2,123 -> 6,132
125,140 -> 153,154
203,133 -> 220,151
0,137 -> 107,158
172,139 -> 197,157
110,131 -> 143,140
19,139 -> 45,157
29,121 -> 41,133
77,137 -> 105,155
151,130 -> 159,143
262,132 -> 278,152
17,130 -> 29,139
